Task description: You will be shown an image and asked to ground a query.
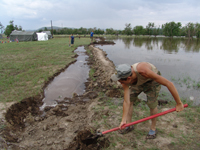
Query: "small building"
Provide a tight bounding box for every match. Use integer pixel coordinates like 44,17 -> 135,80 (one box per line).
10,30 -> 37,42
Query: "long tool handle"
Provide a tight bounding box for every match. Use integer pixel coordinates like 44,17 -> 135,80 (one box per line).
102,104 -> 188,135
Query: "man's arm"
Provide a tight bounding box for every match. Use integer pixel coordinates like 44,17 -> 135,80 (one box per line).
137,63 -> 184,112
119,83 -> 130,129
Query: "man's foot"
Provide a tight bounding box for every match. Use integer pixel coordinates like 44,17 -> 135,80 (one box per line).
118,126 -> 134,134
146,129 -> 157,139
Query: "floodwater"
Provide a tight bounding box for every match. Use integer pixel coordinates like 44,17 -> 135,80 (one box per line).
96,37 -> 200,105
42,46 -> 89,107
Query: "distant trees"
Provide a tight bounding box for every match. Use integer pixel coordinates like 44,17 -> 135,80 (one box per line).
152,26 -> 160,37
146,22 -> 154,36
44,27 -> 105,35
4,20 -> 22,36
195,23 -> 200,38
106,28 -> 115,35
124,23 -> 133,35
47,21 -> 200,39
4,20 -> 14,36
185,22 -> 195,39
162,21 -> 182,37
133,26 -> 145,36
94,28 -> 104,35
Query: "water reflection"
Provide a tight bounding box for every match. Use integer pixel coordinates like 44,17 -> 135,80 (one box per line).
132,38 -> 143,48
120,37 -> 200,53
160,38 -> 180,53
97,37 -> 200,105
122,38 -> 133,49
184,39 -> 200,52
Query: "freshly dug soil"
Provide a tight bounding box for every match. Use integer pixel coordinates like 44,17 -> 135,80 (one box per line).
66,127 -> 109,150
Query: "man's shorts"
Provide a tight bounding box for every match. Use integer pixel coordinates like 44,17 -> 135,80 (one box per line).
90,36 -> 93,41
130,72 -> 161,109
71,39 -> 74,44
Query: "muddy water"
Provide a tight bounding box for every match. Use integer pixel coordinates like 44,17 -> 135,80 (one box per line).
42,46 -> 89,107
97,38 -> 200,105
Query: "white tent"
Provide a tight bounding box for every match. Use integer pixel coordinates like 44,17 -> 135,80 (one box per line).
37,33 -> 48,41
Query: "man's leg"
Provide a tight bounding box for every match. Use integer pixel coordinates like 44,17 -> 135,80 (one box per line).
150,107 -> 158,131
144,80 -> 161,139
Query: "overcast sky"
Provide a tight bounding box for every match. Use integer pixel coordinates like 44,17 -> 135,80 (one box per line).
0,0 -> 200,30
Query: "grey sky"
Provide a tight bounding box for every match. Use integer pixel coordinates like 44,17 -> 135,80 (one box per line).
0,0 -> 200,30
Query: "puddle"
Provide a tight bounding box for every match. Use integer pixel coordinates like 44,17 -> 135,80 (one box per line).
42,46 -> 89,107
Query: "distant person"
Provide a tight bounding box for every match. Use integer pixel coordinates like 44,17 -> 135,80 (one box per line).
15,37 -> 19,43
90,31 -> 94,42
70,34 -> 74,46
110,63 -> 184,139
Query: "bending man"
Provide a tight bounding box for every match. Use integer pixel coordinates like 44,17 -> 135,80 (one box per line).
111,62 -> 184,139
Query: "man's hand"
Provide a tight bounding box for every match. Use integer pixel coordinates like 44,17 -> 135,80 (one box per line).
119,121 -> 126,130
176,102 -> 184,112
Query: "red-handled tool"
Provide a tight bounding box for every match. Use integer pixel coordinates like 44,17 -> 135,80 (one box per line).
97,104 -> 188,136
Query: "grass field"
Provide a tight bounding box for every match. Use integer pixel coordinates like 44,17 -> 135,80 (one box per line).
0,35 -> 91,103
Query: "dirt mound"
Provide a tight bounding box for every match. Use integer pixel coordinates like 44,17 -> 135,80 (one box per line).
105,89 -> 123,97
5,95 -> 43,128
3,96 -> 100,149
92,40 -> 115,45
66,127 -> 109,150
85,45 -> 121,93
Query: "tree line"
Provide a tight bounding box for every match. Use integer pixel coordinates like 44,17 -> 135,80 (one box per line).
1,20 -> 200,39
0,21 -> 22,36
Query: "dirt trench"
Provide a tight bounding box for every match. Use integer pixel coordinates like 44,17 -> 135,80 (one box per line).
1,42 -> 120,149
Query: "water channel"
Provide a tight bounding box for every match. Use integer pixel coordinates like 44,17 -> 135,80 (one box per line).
97,37 -> 200,105
42,46 -> 89,107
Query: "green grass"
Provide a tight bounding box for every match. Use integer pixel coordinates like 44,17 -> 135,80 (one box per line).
171,75 -> 200,89
0,36 -> 91,102
89,68 -> 96,81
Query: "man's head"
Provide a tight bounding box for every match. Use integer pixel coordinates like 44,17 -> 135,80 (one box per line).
111,64 -> 132,82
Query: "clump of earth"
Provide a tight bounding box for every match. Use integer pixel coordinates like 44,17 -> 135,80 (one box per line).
66,127 -> 109,150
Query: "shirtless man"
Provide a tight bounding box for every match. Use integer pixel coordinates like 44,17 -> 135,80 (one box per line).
111,62 -> 184,139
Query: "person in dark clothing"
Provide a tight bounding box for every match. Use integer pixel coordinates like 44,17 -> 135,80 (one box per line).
69,34 -> 75,46
90,31 -> 94,42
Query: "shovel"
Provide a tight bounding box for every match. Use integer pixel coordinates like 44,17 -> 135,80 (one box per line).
90,104 -> 188,139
